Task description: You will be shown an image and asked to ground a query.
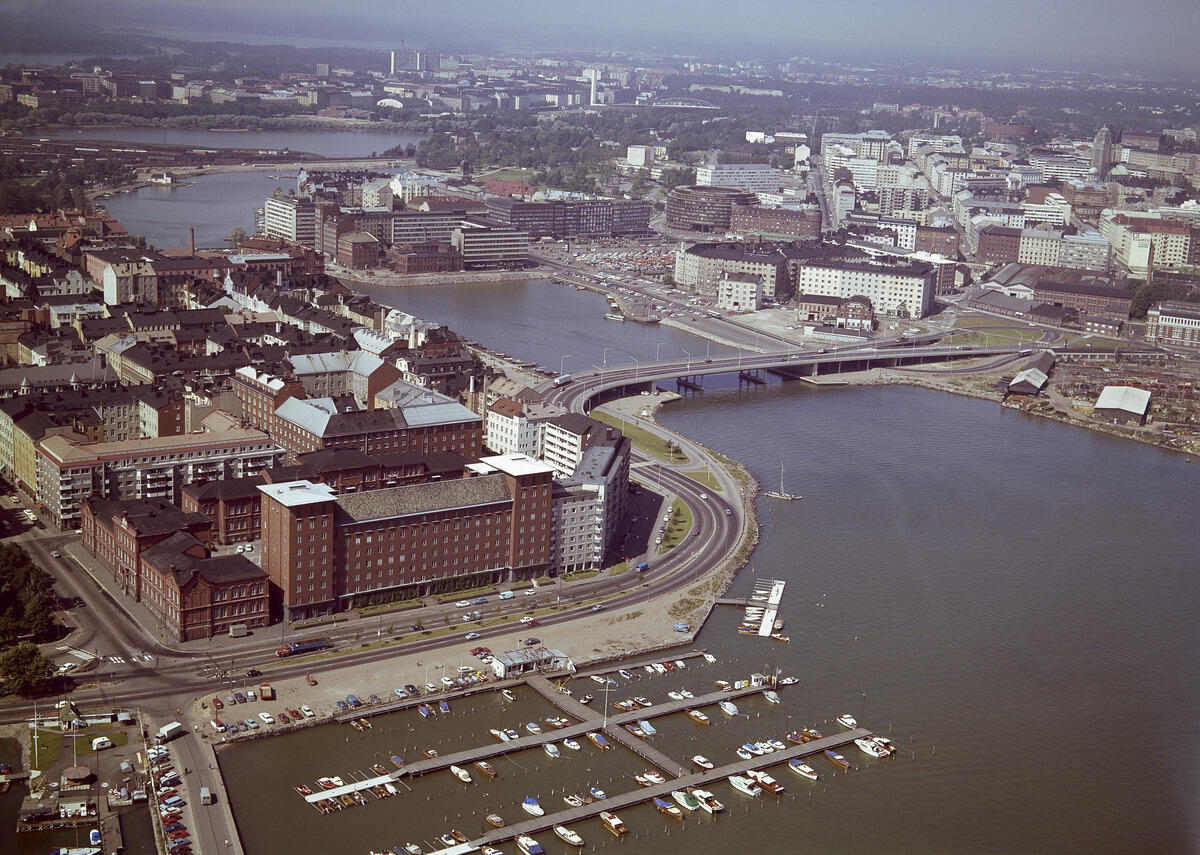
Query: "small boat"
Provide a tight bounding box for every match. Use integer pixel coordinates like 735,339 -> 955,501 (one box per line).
501,689 -> 516,702
587,732 -> 611,750
544,743 -> 561,758
768,738 -> 786,751
504,728 -> 520,741
789,759 -> 818,780
756,741 -> 775,754
762,690 -> 781,704
417,704 -> 432,718
638,720 -> 657,736
836,713 -> 858,729
825,749 -> 850,769
667,691 -> 685,701
351,720 -> 363,732
576,791 -> 594,804
316,777 -> 336,789
773,618 -> 784,631
423,748 -> 439,758
719,701 -> 739,716
450,765 -> 472,783
778,676 -> 799,685
672,789 -> 701,812
635,773 -> 655,787
747,769 -> 785,794
713,680 -> 731,690
486,813 -> 505,828
703,653 -> 717,663
563,793 -> 584,808
294,784 -> 313,795
692,755 -> 714,770
772,634 -> 790,643
604,312 -> 625,321
688,709 -> 710,725
371,763 -> 387,775
384,783 -> 397,795
490,728 -> 509,742
799,728 -> 823,743
390,754 -> 406,768
652,663 -> 667,674
359,718 -> 372,729
554,825 -> 584,847
615,700 -> 638,712
729,775 -> 762,797
438,834 -> 456,847
521,796 -> 544,816
618,669 -> 634,680
735,747 -> 753,760
674,659 -> 687,669
634,697 -> 652,707
691,787 -> 724,814
654,797 -> 683,819
855,737 -> 890,759
642,664 -> 655,674
438,700 -> 450,714
600,811 -> 627,837
742,742 -> 765,756
562,738 -> 581,751
474,760 -> 497,777
450,830 -> 467,843
579,694 -> 594,705
642,770 -> 666,784
589,787 -> 607,800
680,689 -> 694,698
403,844 -> 422,854
873,736 -> 897,755
590,674 -> 608,684
526,722 -> 542,735
624,723 -> 646,739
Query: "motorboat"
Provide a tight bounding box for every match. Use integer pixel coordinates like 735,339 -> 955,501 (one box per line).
438,700 -> 450,713
417,704 -> 432,718
563,793 -> 584,807
576,791 -> 594,804
423,749 -> 438,758
553,826 -> 584,847
634,773 -> 655,787
728,775 -> 762,797
449,765 -> 472,784
642,770 -> 666,784
654,797 -> 683,819
591,674 -> 608,684
501,689 -> 516,702
587,732 -> 611,750
450,830 -> 467,843
674,660 -> 687,669
634,697 -> 652,707
371,763 -> 387,775
836,713 -> 858,729
600,811 -> 627,836
768,738 -> 786,751
544,743 -> 561,758
403,844 -> 422,854
638,720 -> 657,736
788,759 -> 818,781
755,741 -> 775,754
652,663 -> 667,674
618,669 -> 634,680
672,789 -> 701,812
390,755 -> 406,768
690,787 -> 724,814
515,834 -> 545,855
438,834 -> 457,847
742,742 -> 765,756
713,680 -> 731,690
746,769 -> 785,794
486,814 -> 505,828
562,738 -> 582,751
642,665 -> 655,674
771,633 -> 790,643
719,701 -> 739,716
735,747 -> 753,760
688,709 -> 710,725
521,796 -> 544,816
614,700 -> 638,712
579,695 -> 594,705
702,653 -> 717,663
667,691 -> 685,701
624,723 -> 646,739
762,690 -> 781,704
825,749 -> 850,769
490,728 -> 509,742
475,760 -> 497,777
873,736 -> 897,755
526,722 -> 542,735
589,787 -> 607,800
855,737 -> 888,758
692,755 -> 714,770
294,784 -> 313,796
800,728 -> 823,742
680,689 -> 694,698
317,777 -> 336,789
778,676 -> 799,685
384,783 -> 397,796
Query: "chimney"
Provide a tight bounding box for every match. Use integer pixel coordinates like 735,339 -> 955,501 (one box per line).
189,227 -> 195,257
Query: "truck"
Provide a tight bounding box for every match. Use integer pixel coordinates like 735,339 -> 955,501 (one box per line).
155,721 -> 185,743
552,374 -> 572,388
275,639 -> 329,658
227,623 -> 248,638
498,590 -> 514,600
634,562 -> 650,573
258,682 -> 275,701
200,787 -> 214,806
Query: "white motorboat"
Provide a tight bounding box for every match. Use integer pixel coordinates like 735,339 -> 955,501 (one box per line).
735,747 -> 752,760
674,660 -> 687,669
788,759 -> 819,780
553,826 -> 584,847
836,713 -> 858,729
516,834 -> 545,855
591,674 -> 608,684
667,691 -> 685,701
563,794 -> 584,808
589,787 -> 606,800
762,690 -> 781,704
680,689 -> 694,698
690,787 -> 724,814
671,789 -> 701,812
544,743 -> 561,758
728,775 -> 762,797
855,737 -> 889,758
692,754 -> 714,770
521,796 -> 544,816
501,689 -> 516,702
742,742 -> 765,756
719,700 -> 739,716
449,765 -> 472,784
562,738 -> 581,751
768,738 -> 786,751
652,663 -> 667,674
618,669 -> 634,680
702,653 -> 717,663
526,722 -> 542,734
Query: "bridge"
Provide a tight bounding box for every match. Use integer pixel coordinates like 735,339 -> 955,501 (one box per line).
544,341 -> 1024,408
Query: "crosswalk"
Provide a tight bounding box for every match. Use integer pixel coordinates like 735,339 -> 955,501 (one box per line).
56,646 -> 154,665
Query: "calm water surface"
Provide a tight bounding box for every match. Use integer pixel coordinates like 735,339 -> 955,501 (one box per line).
215,281 -> 1199,854
38,127 -> 425,158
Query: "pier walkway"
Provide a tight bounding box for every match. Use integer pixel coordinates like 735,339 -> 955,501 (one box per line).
466,728 -> 872,850
304,682 -> 777,803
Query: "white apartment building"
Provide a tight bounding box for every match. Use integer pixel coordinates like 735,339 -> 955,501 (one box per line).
627,145 -> 656,167
696,163 -> 783,194
1017,229 -> 1062,267
795,259 -> 935,318
450,218 -> 529,268
485,399 -> 566,459
1021,193 -> 1072,227
716,273 -> 763,312
263,196 -> 317,246
1147,301 -> 1200,349
388,171 -> 445,205
1099,210 -> 1191,277
1029,154 -> 1093,182
1059,231 -> 1111,272
907,133 -> 964,161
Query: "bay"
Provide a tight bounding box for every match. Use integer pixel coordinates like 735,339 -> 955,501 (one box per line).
37,127 -> 425,158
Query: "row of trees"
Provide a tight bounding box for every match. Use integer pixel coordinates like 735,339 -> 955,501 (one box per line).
0,154 -> 134,215
0,544 -> 59,696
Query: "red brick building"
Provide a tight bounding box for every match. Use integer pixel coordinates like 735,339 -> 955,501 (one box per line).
1033,279 -> 1134,317
728,205 -> 822,240
914,225 -> 961,257
259,454 -> 552,619
978,226 -> 1021,265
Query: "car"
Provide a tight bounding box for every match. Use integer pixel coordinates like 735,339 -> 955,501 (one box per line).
519,615 -> 535,624
50,549 -> 60,558
469,647 -> 485,656
423,683 -> 437,694
299,704 -> 315,717
233,692 -> 246,704
725,507 -> 733,515
236,545 -> 245,553
523,637 -> 541,646
465,631 -> 481,640
278,712 -> 290,723
246,690 -> 257,702
524,619 -> 540,627
693,529 -> 701,537
440,676 -> 455,687
404,684 -> 419,695
243,719 -> 259,730
591,604 -> 606,612
246,668 -> 261,678
699,493 -> 708,500
522,589 -> 536,596
368,694 -> 382,705
212,697 -> 223,710
346,694 -> 362,708
225,695 -> 236,706
288,708 -> 301,719
454,600 -> 471,608
393,688 -> 408,699
7,495 -> 17,504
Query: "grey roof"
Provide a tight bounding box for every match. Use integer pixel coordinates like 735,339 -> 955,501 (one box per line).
335,474 -> 511,522
1095,385 -> 1151,415
1008,368 -> 1048,392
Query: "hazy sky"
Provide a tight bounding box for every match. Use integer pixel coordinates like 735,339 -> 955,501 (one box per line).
8,0 -> 1200,72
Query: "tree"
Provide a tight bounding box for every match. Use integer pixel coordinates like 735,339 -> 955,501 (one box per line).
0,642 -> 53,696
226,226 -> 247,247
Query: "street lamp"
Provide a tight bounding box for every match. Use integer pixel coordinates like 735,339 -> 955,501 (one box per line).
656,343 -> 666,362
681,348 -> 691,369
559,354 -> 573,375
626,353 -> 640,381
602,346 -> 615,368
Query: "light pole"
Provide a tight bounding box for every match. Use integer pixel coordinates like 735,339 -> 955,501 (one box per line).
559,354 -> 572,375
627,354 -> 639,381
655,343 -> 666,362
602,346 -> 614,368
681,348 -> 691,369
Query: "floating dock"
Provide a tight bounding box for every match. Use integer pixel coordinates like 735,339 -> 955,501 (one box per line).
757,579 -> 786,637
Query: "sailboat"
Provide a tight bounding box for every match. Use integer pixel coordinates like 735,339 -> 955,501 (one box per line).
764,461 -> 800,501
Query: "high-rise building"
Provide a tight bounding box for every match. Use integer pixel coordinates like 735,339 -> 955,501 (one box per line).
390,49 -> 417,74
1092,127 -> 1113,178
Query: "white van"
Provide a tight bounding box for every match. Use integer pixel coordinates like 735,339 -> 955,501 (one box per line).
91,736 -> 113,751
210,719 -> 226,733
498,591 -> 514,600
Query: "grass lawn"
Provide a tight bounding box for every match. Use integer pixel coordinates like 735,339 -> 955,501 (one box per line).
608,561 -> 630,576
680,468 -> 720,490
355,598 -> 421,616
1066,336 -> 1124,348
951,327 -> 1043,347
659,498 -> 692,553
480,168 -> 536,183
591,410 -> 689,464
30,728 -> 62,771
954,315 -> 1041,329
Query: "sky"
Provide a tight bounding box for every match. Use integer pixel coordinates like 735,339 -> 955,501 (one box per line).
5,0 -> 1200,73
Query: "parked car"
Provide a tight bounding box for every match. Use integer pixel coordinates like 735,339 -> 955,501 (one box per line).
212,697 -> 223,710
299,704 -> 315,717
440,676 -> 455,687
404,684 -> 419,696
258,712 -> 274,725
244,719 -> 259,730
465,632 -> 481,640
233,692 -> 246,704
523,637 -> 541,646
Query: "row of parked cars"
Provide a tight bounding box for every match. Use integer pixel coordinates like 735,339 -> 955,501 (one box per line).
210,694 -> 316,734
148,744 -> 196,855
